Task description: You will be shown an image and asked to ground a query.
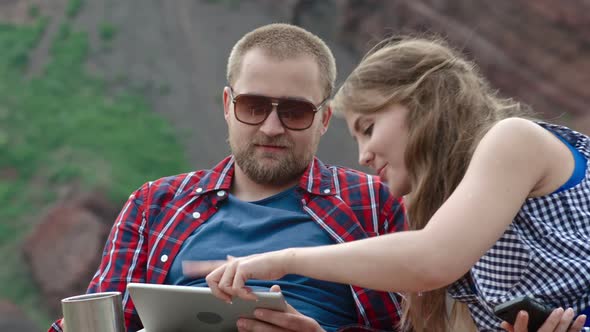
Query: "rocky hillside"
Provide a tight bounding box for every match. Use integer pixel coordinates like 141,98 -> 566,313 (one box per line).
0,0 -> 588,330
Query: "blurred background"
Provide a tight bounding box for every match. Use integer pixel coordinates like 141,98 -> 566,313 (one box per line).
0,0 -> 588,330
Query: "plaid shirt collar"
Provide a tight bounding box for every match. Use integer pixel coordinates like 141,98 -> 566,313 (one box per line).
187,155 -> 337,197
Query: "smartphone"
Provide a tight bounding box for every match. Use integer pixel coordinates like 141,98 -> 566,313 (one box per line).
493,296 -> 553,331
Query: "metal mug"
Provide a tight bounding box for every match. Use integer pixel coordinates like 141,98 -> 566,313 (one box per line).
61,291 -> 125,332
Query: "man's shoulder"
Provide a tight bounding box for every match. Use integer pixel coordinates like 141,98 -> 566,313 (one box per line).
136,169 -> 212,200
327,164 -> 388,189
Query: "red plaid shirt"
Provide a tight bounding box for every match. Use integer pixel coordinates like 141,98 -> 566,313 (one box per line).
49,156 -> 406,332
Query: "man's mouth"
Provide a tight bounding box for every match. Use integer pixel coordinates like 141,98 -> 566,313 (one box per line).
255,144 -> 288,151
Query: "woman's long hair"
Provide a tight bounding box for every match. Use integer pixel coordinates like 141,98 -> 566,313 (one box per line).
332,36 -> 534,332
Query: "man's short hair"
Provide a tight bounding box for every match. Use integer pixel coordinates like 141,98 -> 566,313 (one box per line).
227,23 -> 336,99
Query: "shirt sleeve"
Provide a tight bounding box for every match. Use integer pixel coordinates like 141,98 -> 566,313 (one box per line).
47,183 -> 150,332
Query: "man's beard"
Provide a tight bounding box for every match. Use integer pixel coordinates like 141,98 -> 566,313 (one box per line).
230,134 -> 314,186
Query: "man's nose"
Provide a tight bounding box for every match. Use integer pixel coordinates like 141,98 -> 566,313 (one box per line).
259,105 -> 286,136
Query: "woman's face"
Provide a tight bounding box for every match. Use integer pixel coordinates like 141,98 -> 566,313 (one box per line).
344,103 -> 412,197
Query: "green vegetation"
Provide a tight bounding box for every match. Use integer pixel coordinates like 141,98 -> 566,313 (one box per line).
28,4 -> 40,19
66,0 -> 84,18
99,22 -> 116,41
0,12 -> 188,330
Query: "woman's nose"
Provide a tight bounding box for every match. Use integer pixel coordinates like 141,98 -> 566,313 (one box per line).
358,149 -> 374,167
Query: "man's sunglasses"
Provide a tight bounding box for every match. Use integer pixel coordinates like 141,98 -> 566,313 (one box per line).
228,87 -> 329,131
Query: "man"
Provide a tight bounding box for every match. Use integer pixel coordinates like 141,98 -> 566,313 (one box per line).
49,23 -> 406,332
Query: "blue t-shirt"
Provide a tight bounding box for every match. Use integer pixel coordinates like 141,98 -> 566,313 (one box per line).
165,187 -> 357,331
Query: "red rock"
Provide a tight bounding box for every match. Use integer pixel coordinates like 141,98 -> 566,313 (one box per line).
23,198 -> 112,316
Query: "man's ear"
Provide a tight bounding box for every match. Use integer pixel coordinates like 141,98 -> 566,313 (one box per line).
223,87 -> 231,121
320,104 -> 332,136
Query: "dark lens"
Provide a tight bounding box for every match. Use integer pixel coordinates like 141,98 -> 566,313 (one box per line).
234,95 -> 272,125
277,100 -> 316,130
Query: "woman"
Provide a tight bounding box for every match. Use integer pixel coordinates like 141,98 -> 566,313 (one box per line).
201,36 -> 590,332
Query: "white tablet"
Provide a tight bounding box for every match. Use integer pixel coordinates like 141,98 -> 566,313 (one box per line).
127,283 -> 287,332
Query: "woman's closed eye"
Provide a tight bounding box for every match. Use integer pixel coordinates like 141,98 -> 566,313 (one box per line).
362,124 -> 374,136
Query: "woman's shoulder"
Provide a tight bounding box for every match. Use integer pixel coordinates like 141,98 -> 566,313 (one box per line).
475,118 -> 548,159
478,118 -> 568,158
465,118 -> 556,195
486,118 -> 588,145
482,118 -> 584,197
486,117 -> 544,141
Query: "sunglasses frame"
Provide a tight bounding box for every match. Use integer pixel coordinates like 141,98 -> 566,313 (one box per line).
227,87 -> 329,131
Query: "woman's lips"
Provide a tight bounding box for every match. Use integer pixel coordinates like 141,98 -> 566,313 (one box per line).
377,165 -> 388,181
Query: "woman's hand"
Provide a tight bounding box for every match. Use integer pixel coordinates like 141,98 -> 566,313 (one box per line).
204,250 -> 293,302
501,308 -> 587,332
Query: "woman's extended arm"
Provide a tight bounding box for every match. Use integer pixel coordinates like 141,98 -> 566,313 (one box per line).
205,119 -> 555,300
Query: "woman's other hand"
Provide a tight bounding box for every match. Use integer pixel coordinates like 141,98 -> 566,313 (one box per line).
501,308 -> 586,332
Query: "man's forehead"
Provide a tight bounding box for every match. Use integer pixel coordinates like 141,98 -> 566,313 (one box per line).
233,50 -> 323,102
240,48 -> 317,70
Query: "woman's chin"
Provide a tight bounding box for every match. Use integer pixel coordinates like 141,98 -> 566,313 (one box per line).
387,181 -> 411,198
386,184 -> 401,197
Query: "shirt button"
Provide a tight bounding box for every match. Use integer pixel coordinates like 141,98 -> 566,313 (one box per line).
192,212 -> 201,219
160,254 -> 168,263
217,190 -> 226,197
323,189 -> 331,194
195,187 -> 203,193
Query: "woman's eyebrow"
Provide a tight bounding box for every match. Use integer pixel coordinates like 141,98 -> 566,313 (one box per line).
353,117 -> 363,133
